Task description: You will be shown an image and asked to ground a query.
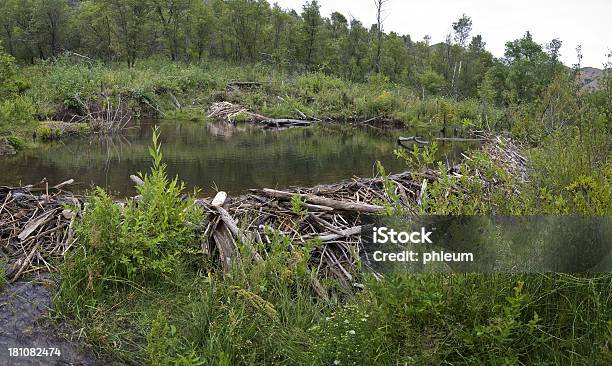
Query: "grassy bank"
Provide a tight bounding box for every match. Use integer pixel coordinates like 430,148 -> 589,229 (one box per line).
22,57 -> 502,127
2,56 -> 509,146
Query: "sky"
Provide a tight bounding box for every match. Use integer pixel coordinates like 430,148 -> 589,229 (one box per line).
273,0 -> 612,68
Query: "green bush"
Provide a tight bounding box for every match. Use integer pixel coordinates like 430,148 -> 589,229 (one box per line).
357,90 -> 400,117
60,127 -> 203,298
296,72 -> 346,95
0,48 -> 18,98
0,96 -> 36,135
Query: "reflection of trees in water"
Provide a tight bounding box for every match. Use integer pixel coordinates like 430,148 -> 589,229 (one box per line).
1,123 -> 480,196
87,134 -> 133,173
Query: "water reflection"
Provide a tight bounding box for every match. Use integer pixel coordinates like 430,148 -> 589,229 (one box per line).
0,121 -> 477,196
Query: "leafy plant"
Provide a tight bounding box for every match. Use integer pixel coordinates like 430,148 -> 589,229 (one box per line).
60,126 -> 204,298
290,193 -> 308,217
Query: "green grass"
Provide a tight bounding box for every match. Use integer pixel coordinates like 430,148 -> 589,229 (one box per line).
19,58 -> 504,130
0,259 -> 6,290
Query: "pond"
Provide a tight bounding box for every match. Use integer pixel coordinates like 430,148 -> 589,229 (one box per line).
0,121 -> 477,197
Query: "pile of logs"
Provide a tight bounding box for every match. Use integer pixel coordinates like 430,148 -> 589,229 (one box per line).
482,135 -> 528,182
207,101 -> 316,129
195,169 -> 444,289
0,179 -> 80,282
1,134 -> 527,288
196,133 -> 527,287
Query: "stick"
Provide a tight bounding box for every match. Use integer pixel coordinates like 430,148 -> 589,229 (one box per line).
262,188 -> 384,213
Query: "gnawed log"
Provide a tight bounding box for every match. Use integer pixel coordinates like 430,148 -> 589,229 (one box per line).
212,221 -> 237,273
206,191 -> 263,263
398,136 -> 430,145
315,226 -> 362,242
261,188 -> 384,213
130,174 -> 145,186
212,191 -> 227,207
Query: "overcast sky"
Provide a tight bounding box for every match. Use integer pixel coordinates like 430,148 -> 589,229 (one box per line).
273,0 -> 611,68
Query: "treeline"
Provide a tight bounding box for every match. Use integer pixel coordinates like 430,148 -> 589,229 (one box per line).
0,0 -> 576,101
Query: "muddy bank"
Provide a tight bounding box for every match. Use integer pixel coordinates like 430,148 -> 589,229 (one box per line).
0,274 -> 109,365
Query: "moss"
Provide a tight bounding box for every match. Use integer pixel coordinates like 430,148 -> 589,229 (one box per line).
36,121 -> 91,141
163,108 -> 209,122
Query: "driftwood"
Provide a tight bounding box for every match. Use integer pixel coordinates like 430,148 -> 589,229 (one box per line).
398,136 -> 430,145
1,179 -> 80,282
208,102 -> 317,128
261,188 -> 384,213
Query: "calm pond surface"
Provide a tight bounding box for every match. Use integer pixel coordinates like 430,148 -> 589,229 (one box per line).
0,121 -> 476,197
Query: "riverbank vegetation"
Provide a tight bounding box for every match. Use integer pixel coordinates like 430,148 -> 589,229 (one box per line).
0,0 -> 610,364
0,1 -> 609,147
52,130 -> 610,365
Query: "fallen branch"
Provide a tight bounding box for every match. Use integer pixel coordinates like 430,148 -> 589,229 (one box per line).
261,188 -> 385,213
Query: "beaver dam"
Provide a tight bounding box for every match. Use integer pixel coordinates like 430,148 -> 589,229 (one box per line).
1,133 -> 526,289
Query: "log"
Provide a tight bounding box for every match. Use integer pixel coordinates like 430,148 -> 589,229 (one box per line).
52,179 -> 74,190
262,188 -> 384,213
130,175 -> 145,186
433,137 -> 486,142
260,119 -> 315,128
212,221 -> 237,273
398,136 -> 430,145
316,226 -> 362,242
18,210 -> 56,241
212,191 -> 227,207
168,91 -> 181,109
211,191 -> 262,262
216,205 -> 263,263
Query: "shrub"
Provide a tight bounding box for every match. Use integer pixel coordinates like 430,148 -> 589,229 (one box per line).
418,69 -> 445,96
358,91 -> 399,117
61,127 -> 203,298
0,96 -> 36,135
0,48 -> 18,98
296,72 -> 345,95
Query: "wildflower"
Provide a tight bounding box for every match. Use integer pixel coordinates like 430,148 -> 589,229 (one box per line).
348,330 -> 356,335
333,360 -> 340,365
343,319 -> 349,324
360,318 -> 367,322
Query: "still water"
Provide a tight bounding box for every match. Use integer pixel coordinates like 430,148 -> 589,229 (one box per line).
0,121 -> 475,197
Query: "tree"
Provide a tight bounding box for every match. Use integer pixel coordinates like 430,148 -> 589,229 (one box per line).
190,0 -> 213,61
346,19 -> 370,80
77,0 -> 114,61
504,32 -> 555,103
301,1 -> 322,68
0,0 -> 20,56
106,0 -> 154,67
32,0 -> 72,57
452,14 -> 472,47
152,0 -> 192,61
0,45 -> 18,98
373,0 -> 390,73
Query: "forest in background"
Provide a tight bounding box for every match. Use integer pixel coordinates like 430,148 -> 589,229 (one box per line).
1,0 -> 606,98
